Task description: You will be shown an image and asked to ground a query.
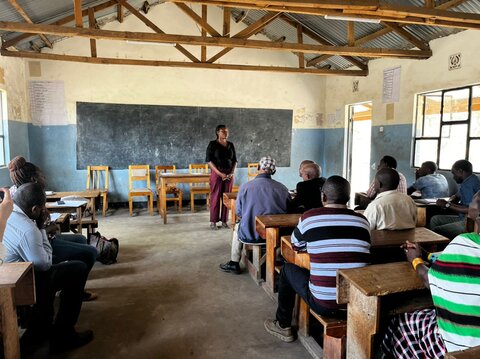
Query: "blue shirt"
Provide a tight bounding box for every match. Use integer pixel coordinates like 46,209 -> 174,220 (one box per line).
236,173 -> 290,242
412,173 -> 449,199
459,174 -> 480,206
3,205 -> 53,271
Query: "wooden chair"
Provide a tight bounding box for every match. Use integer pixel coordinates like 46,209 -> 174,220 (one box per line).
188,163 -> 210,212
247,163 -> 259,181
86,165 -> 109,216
155,165 -> 183,214
128,165 -> 154,216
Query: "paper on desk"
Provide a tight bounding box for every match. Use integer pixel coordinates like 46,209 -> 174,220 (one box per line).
49,213 -> 61,222
48,200 -> 88,208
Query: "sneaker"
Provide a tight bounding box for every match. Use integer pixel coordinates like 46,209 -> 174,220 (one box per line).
50,329 -> 94,354
210,222 -> 218,230
221,222 -> 229,229
82,290 -> 98,302
264,319 -> 295,343
219,261 -> 241,274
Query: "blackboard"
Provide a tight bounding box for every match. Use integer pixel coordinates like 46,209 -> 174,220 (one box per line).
76,102 -> 293,170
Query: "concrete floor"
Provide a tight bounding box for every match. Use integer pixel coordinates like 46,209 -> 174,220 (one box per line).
24,206 -> 310,358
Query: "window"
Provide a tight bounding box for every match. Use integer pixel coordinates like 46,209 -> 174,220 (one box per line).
413,85 -> 480,171
0,91 -> 6,167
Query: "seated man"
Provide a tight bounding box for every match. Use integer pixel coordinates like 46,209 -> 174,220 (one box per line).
408,161 -> 449,199
264,176 -> 371,342
430,159 -> 480,239
219,156 -> 290,274
291,162 -> 325,213
382,192 -> 480,357
366,155 -> 407,199
364,168 -> 417,230
0,188 -> 13,239
3,183 -> 93,354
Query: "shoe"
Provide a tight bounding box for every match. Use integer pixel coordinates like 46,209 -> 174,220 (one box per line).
210,222 -> 218,230
221,222 -> 229,229
82,290 -> 98,302
219,261 -> 241,274
50,329 -> 94,354
264,319 -> 295,343
20,328 -> 50,355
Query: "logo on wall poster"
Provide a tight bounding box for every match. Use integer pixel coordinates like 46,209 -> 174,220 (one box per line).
352,80 -> 359,93
448,53 -> 461,71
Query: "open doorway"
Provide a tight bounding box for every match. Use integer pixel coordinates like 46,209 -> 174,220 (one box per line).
345,102 -> 372,195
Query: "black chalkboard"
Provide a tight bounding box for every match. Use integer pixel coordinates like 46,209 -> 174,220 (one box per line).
76,102 -> 292,170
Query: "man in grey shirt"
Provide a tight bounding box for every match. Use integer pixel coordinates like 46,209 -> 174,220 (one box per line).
219,156 -> 290,274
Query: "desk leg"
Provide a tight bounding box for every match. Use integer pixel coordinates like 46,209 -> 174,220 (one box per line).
161,179 -> 167,224
417,207 -> 426,227
77,208 -> 83,234
346,284 -> 380,359
91,197 -> 97,221
264,227 -> 280,297
231,201 -> 236,227
0,288 -> 21,359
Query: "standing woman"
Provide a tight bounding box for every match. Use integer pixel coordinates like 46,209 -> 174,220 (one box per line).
206,125 -> 237,230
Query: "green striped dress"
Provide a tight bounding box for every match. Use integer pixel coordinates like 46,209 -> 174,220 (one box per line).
429,232 -> 480,352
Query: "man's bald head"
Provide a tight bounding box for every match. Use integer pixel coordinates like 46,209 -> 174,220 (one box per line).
301,163 -> 320,181
322,176 -> 350,205
13,182 -> 46,215
375,168 -> 400,193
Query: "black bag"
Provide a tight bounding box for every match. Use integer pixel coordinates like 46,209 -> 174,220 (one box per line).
89,232 -> 119,265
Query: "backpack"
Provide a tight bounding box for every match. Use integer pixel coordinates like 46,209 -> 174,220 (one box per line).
89,232 -> 119,265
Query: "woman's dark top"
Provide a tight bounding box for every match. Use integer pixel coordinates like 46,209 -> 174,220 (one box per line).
205,140 -> 237,174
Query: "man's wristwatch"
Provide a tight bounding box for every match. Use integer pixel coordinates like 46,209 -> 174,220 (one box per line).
445,202 -> 451,209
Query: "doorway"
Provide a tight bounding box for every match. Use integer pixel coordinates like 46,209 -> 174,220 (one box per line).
345,102 -> 373,195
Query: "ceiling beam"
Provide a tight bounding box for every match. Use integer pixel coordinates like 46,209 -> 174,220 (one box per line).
347,21 -> 354,46
175,3 -> 221,36
116,0 -> 199,63
297,24 -> 305,68
117,3 -> 124,23
0,20 -> 432,59
0,48 -> 369,76
74,0 -> 83,27
88,7 -> 97,57
223,7 -> 230,36
381,21 -> 430,50
201,5 -> 207,61
7,0 -> 53,48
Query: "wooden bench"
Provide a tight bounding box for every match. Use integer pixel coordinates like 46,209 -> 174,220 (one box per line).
298,299 -> 347,359
446,346 -> 480,358
241,243 -> 266,285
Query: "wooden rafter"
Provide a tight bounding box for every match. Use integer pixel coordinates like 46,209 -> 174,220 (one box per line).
297,24 -> 304,68
168,0 -> 480,30
74,0 -> 83,27
116,0 -> 199,62
7,0 -> 53,48
117,3 -> 124,23
201,5 -> 207,61
88,7 -> 97,57
381,22 -> 430,51
347,21 -> 354,46
0,48 -> 368,76
207,12 -> 281,63
0,20 -> 432,59
223,7 -> 230,36
176,3 -> 221,36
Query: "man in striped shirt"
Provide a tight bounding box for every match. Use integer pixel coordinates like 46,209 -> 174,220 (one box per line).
382,192 -> 480,358
264,176 -> 371,342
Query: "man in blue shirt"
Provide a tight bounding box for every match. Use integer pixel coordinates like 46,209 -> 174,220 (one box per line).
219,156 -> 290,274
3,183 -> 93,354
407,161 -> 449,199
430,160 -> 480,239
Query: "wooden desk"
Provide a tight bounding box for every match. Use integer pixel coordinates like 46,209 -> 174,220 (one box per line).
223,192 -> 237,226
0,262 -> 36,359
47,190 -> 100,221
371,227 -> 449,250
159,173 -> 210,224
255,213 -> 301,297
280,236 -> 310,270
337,262 -> 430,359
46,200 -> 88,234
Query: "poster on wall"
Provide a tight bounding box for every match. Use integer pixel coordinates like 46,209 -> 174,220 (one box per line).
382,66 -> 401,104
28,80 -> 67,125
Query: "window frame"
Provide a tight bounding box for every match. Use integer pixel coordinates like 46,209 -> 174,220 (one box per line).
0,90 -> 6,167
412,84 -> 479,171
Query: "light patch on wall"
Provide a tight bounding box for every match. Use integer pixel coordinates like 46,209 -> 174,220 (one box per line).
448,53 -> 461,71
28,61 -> 42,77
386,103 -> 395,121
294,108 -> 324,128
0,67 -> 4,84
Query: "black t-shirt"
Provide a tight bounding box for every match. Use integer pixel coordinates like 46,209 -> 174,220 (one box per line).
205,140 -> 237,173
291,177 -> 326,213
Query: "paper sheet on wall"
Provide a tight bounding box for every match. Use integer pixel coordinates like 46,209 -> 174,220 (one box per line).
28,81 -> 67,125
382,66 -> 401,104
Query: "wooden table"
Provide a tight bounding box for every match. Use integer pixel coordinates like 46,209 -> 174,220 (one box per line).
47,190 -> 100,221
46,200 -> 88,234
371,227 -> 449,250
223,192 -> 237,226
0,262 -> 36,359
337,262 -> 431,359
255,213 -> 301,297
280,236 -> 310,270
158,173 -> 210,224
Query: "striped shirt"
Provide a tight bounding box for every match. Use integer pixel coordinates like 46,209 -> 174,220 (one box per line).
429,232 -> 480,352
291,207 -> 371,309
